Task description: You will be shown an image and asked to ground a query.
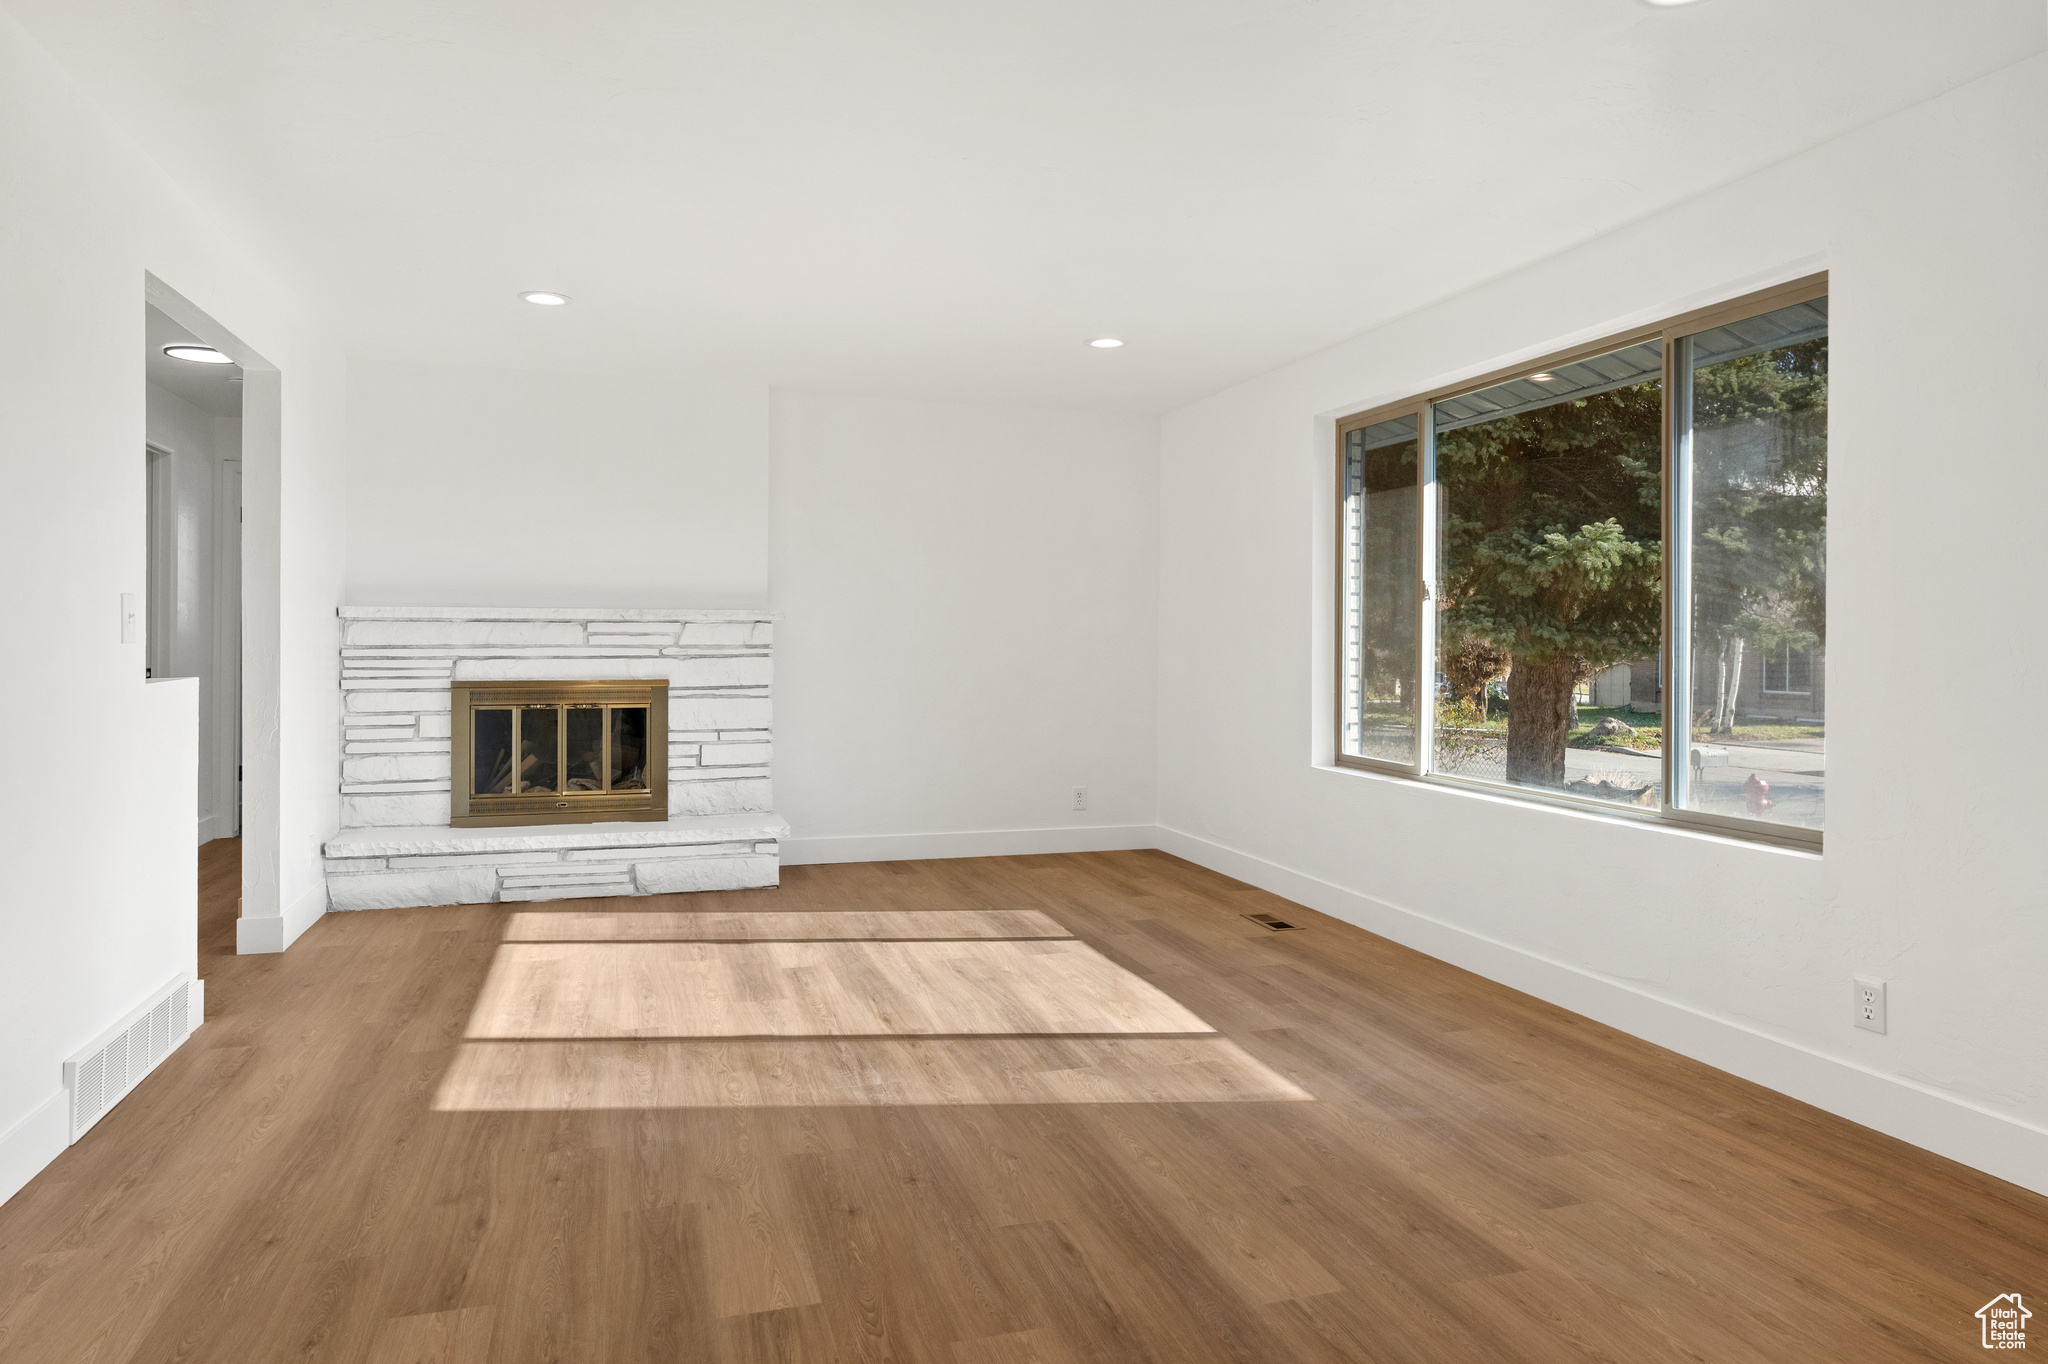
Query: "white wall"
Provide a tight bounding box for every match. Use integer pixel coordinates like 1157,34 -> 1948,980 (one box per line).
345,361 -> 769,607
0,10 -> 347,1202
772,392 -> 1160,861
1156,54 -> 2048,1193
145,382 -> 240,842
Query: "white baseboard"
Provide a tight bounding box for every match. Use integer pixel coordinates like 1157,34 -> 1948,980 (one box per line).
196,813 -> 235,845
1154,823 -> 2048,1198
781,823 -> 1157,867
0,1090 -> 68,1209
236,880 -> 328,955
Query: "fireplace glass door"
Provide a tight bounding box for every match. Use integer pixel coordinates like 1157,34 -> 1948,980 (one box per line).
451,680 -> 667,826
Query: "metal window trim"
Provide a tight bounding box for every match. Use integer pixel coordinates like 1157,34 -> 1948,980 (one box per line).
1413,400 -> 1437,781
1332,422 -> 1353,767
1664,329 -> 1692,813
1334,427 -> 1360,764
1329,755 -> 1823,854
1330,273 -> 1829,853
1333,403 -> 1430,775
1333,751 -> 1414,779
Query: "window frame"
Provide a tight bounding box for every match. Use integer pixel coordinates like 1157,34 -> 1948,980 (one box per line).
1332,273 -> 1827,853
1762,643 -> 1814,697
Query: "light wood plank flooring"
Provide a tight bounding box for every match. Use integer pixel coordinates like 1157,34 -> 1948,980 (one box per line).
0,839 -> 2040,1362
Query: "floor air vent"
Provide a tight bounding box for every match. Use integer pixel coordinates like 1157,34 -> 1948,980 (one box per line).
63,974 -> 202,1145
1244,913 -> 1302,931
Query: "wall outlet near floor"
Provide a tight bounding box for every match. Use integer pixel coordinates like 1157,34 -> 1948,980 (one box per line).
1854,976 -> 1887,1034
1071,786 -> 1088,812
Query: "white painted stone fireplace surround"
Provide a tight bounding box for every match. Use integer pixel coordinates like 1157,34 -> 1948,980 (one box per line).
322,606 -> 786,911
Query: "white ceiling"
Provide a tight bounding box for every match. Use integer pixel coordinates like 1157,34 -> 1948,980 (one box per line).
14,1 -> 2042,410
146,305 -> 243,417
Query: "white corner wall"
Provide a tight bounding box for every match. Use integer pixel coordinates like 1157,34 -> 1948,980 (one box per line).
0,10 -> 347,1202
1156,54 -> 2048,1194
345,361 -> 770,607
772,391 -> 1160,862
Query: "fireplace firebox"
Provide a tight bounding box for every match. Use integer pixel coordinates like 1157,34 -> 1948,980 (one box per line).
450,680 -> 668,827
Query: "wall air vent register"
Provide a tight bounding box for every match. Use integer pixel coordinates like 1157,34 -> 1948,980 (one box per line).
64,973 -> 201,1144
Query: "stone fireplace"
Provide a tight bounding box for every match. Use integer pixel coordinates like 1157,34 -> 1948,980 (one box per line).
321,606 -> 787,911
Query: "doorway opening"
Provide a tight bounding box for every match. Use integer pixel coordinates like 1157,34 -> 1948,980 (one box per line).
145,304 -> 243,846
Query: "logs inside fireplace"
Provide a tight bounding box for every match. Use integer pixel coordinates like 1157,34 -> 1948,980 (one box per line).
449,680 -> 668,827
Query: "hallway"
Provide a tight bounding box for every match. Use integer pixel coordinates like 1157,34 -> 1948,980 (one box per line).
0,842 -> 2038,1362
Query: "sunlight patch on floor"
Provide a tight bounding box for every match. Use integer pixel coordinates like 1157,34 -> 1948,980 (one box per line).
439,908 -> 1312,1109
466,938 -> 1214,1038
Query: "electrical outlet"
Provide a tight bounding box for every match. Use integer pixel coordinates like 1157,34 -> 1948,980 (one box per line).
120,592 -> 139,643
1071,786 -> 1088,812
1854,976 -> 1887,1034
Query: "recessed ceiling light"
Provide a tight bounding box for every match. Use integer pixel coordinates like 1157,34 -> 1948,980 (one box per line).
1089,337 -> 1124,348
1531,372 -> 1556,382
520,291 -> 572,306
163,344 -> 231,364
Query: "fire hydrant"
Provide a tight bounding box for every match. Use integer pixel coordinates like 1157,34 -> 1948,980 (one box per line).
1744,772 -> 1774,817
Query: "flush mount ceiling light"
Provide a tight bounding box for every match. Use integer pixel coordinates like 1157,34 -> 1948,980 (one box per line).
163,344 -> 231,364
1531,372 -> 1557,381
1640,0 -> 1705,6
519,290 -> 572,306
1088,337 -> 1124,348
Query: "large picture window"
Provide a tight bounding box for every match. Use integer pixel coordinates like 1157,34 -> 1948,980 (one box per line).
1336,277 -> 1826,848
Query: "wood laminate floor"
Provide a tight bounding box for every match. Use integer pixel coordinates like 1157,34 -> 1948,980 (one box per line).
0,841 -> 2041,1362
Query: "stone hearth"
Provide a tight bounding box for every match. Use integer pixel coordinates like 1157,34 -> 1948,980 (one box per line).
324,813 -> 786,910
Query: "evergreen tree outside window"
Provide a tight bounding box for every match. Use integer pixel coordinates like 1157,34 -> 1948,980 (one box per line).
1432,340 -> 1664,804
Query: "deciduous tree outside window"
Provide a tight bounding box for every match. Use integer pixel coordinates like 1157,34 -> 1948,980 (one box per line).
1688,340 -> 1827,736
